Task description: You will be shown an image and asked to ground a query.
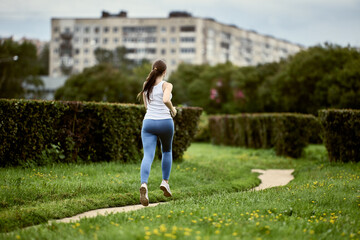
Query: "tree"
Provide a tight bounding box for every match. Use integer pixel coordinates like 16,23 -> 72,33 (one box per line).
38,43 -> 49,76
55,60 -> 152,103
0,39 -> 43,98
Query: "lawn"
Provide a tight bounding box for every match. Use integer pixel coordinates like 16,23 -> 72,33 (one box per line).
1,143 -> 359,239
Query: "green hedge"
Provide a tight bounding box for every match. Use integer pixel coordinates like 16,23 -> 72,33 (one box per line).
209,113 -> 316,158
318,109 -> 360,162
0,99 -> 202,167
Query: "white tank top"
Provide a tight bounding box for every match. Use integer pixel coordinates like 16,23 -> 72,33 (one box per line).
144,81 -> 172,120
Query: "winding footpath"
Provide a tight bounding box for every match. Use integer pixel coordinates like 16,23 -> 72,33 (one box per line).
49,168 -> 295,224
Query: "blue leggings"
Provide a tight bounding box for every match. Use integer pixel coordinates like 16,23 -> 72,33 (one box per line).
140,119 -> 174,184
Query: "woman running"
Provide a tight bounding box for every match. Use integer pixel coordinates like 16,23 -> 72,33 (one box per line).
137,59 -> 177,206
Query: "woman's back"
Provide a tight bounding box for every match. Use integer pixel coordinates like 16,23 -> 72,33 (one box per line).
144,81 -> 172,120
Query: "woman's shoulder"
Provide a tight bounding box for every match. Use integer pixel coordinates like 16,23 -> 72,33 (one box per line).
162,81 -> 173,91
163,81 -> 173,88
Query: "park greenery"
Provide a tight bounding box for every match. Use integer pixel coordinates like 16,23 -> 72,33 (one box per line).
54,46 -> 150,103
0,39 -> 48,99
169,43 -> 360,115
1,143 -> 359,239
52,43 -> 360,115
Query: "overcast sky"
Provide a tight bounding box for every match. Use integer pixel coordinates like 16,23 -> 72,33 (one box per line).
0,0 -> 359,47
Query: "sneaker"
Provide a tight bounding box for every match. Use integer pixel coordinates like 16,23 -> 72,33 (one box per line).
160,180 -> 172,197
140,183 -> 149,206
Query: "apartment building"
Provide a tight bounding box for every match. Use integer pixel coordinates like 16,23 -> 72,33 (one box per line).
50,11 -> 303,77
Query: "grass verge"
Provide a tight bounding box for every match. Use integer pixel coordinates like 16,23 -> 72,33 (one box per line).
0,142 -> 304,233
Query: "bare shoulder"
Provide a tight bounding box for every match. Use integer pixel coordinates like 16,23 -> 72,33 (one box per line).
163,82 -> 173,89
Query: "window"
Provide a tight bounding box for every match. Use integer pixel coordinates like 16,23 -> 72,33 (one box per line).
180,48 -> 196,53
53,27 -> 59,33
74,37 -> 79,43
221,42 -> 230,49
84,27 -> 90,33
171,59 -> 176,65
180,26 -> 195,32
65,27 -> 71,33
171,26 -> 176,33
84,59 -> 89,64
161,38 -> 167,43
74,48 -> 80,55
103,27 -> 109,33
83,38 -> 89,44
54,48 -> 58,53
55,38 -> 59,42
94,27 -> 100,34
146,37 -> 156,43
171,38 -> 177,43
75,27 -> 80,32
94,38 -> 99,44
103,38 -> 108,44
146,48 -> 156,54
123,26 -> 157,33
221,32 -> 231,41
113,27 -> 118,33
180,37 -> 195,42
171,48 -> 176,54
161,49 -> 166,55
114,38 -> 119,43
84,48 -> 89,54
161,27 -> 167,32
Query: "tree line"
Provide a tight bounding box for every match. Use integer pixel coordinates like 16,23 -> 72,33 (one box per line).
1,39 -> 359,115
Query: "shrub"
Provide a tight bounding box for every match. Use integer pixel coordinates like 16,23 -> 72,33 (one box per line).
194,112 -> 210,142
318,109 -> 360,162
209,113 -> 316,158
0,99 -> 202,167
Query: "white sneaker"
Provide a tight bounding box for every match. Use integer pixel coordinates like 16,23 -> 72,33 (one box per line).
140,183 -> 149,206
160,180 -> 172,197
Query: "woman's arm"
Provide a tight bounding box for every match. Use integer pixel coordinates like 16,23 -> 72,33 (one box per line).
142,82 -> 147,109
163,82 -> 177,117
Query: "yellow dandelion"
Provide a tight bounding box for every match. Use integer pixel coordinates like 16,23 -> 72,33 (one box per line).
232,232 -> 238,236
144,236 -> 150,240
192,220 -> 197,223
75,222 -> 80,227
160,224 -> 167,233
156,215 -> 161,218
256,222 -> 260,226
310,230 -> 315,235
215,230 -> 220,234
184,232 -> 191,236
141,216 -> 145,219
16,235 -> 21,239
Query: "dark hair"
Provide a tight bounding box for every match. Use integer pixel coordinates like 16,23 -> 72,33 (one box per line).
137,59 -> 167,102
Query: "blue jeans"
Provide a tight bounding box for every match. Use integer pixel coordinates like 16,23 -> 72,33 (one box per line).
140,119 -> 174,184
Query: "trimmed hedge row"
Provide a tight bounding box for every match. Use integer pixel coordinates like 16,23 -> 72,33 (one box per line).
209,113 -> 317,158
319,109 -> 360,162
0,99 -> 202,167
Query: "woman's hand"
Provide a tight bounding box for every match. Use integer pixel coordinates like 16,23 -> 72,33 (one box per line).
170,107 -> 177,118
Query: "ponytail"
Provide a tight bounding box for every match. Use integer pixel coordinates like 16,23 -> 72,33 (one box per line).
137,60 -> 167,103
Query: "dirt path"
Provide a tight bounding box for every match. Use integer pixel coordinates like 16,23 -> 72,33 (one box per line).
49,168 -> 295,224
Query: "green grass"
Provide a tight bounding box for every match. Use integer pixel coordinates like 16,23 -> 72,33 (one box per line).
2,143 -> 360,240
0,143 -> 294,233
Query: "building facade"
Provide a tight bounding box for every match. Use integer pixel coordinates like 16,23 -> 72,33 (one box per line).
50,11 -> 304,77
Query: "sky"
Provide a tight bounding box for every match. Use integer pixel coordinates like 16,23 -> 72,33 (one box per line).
0,0 -> 359,47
